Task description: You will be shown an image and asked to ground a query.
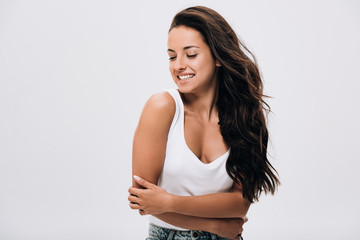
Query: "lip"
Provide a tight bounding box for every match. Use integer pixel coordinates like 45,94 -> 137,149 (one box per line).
178,78 -> 192,85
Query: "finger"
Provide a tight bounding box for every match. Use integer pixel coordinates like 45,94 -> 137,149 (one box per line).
139,209 -> 148,216
129,202 -> 142,210
128,186 -> 143,196
134,175 -> 155,189
128,195 -> 140,204
234,233 -> 242,239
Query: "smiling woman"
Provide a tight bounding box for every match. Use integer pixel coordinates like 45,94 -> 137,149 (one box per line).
128,6 -> 279,240
167,27 -> 220,95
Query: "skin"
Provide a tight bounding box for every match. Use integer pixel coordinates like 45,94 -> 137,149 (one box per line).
129,26 -> 250,239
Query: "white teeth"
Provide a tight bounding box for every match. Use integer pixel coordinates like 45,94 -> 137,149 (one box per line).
178,74 -> 194,80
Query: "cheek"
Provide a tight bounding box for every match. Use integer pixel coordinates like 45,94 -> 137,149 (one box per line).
194,54 -> 215,69
169,63 -> 174,74
195,59 -> 215,76
169,63 -> 177,80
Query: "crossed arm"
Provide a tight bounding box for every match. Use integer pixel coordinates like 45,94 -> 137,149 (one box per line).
129,92 -> 250,238
129,175 -> 249,219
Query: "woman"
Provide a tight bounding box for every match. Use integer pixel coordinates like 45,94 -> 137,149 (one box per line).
128,6 -> 280,240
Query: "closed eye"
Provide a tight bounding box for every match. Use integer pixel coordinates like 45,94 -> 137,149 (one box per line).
187,54 -> 197,58
169,56 -> 176,61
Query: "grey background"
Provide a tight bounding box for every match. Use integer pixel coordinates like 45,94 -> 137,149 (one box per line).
0,0 -> 359,239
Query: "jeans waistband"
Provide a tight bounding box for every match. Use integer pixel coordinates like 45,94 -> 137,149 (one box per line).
147,223 -> 239,240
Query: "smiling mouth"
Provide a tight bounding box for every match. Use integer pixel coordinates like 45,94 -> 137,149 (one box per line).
177,74 -> 195,80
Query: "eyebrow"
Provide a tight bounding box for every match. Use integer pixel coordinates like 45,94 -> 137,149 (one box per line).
167,45 -> 200,52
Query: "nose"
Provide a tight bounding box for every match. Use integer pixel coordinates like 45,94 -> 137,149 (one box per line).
174,56 -> 186,71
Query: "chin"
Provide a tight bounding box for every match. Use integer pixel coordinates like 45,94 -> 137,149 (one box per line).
176,84 -> 194,94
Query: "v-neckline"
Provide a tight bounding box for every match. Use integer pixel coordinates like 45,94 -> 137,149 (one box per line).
176,89 -> 230,165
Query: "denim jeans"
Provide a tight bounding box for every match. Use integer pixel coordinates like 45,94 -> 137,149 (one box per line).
146,223 -> 243,240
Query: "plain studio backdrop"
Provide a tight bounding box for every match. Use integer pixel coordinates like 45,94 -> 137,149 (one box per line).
0,0 -> 359,239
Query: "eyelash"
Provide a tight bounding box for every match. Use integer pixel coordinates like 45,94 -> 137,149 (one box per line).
169,54 -> 198,61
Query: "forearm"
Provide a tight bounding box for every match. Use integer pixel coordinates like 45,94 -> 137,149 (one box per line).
168,192 -> 250,218
130,176 -> 251,218
152,212 -> 245,239
152,212 -> 217,233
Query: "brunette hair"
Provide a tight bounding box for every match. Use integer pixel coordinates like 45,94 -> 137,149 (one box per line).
170,6 -> 280,202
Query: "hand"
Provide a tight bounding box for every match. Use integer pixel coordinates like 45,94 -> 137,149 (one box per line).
212,217 -> 247,239
128,175 -> 173,215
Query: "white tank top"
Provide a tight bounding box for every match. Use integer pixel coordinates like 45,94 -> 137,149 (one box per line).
148,89 -> 234,230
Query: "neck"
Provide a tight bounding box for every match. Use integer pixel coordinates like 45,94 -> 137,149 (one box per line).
181,83 -> 219,121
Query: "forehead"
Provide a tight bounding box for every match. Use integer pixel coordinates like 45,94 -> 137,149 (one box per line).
168,26 -> 207,49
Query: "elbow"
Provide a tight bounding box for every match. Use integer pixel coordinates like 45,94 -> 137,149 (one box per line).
234,205 -> 250,219
240,200 -> 251,218
233,193 -> 251,218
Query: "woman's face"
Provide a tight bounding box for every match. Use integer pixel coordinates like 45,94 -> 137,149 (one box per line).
167,26 -> 220,94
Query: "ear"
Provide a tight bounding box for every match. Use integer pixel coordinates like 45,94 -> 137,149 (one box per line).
216,60 -> 221,67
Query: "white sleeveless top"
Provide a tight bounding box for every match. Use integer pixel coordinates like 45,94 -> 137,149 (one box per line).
148,89 -> 234,230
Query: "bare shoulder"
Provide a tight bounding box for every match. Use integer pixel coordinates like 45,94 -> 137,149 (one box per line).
144,91 -> 175,114
139,91 -> 176,127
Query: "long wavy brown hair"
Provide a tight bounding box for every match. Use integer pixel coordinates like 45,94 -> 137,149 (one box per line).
170,6 -> 280,202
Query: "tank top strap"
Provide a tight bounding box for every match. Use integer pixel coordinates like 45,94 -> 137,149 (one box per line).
165,89 -> 182,109
165,89 -> 183,135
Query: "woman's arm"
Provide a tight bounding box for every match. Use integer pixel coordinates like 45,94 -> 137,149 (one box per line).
130,92 -> 245,238
131,92 -> 174,189
170,182 -> 250,218
129,176 -> 250,218
151,212 -> 245,239
130,92 -> 217,230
